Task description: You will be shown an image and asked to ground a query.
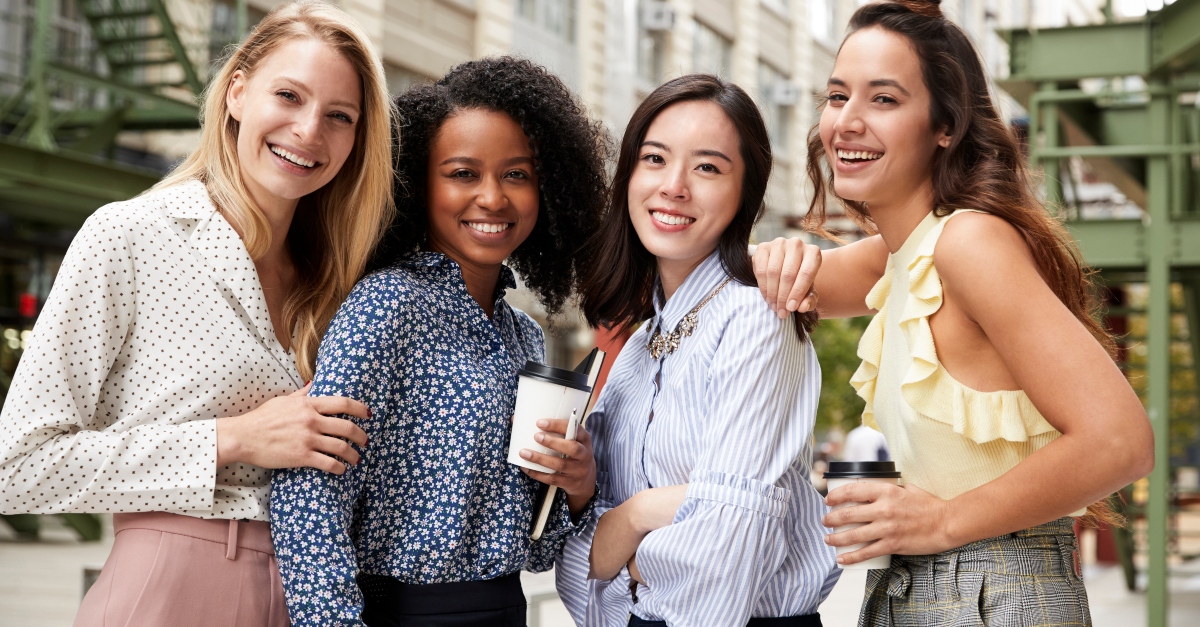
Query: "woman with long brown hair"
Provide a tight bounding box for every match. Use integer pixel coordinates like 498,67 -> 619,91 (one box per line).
753,0 -> 1151,624
0,2 -> 394,624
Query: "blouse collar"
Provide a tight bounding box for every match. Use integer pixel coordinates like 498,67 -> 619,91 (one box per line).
401,251 -> 518,303
651,250 -> 728,333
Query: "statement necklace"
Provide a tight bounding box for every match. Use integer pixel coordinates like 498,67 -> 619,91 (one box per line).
646,278 -> 732,359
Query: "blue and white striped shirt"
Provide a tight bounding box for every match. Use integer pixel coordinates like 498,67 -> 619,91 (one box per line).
555,251 -> 839,626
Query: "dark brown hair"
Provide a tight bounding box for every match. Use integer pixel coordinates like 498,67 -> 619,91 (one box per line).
805,0 -> 1120,525
581,74 -> 817,338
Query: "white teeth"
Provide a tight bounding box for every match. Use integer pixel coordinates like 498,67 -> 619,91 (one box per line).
466,222 -> 510,234
651,211 -> 695,226
270,145 -> 316,168
837,149 -> 883,161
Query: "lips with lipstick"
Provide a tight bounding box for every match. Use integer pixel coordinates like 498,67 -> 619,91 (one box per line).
270,144 -> 318,169
836,149 -> 883,164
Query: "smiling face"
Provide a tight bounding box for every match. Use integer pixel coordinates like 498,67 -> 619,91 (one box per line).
819,26 -> 950,208
628,100 -> 744,280
226,37 -> 362,213
425,108 -> 539,272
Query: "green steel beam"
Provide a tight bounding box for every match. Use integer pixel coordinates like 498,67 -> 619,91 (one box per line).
1003,0 -> 1200,84
1145,86 -> 1171,627
26,0 -> 55,150
0,136 -> 159,205
1152,0 -> 1200,74
146,0 -> 203,94
1005,23 -> 1150,82
45,63 -> 198,117
1037,144 -> 1200,158
1065,220 -> 1144,270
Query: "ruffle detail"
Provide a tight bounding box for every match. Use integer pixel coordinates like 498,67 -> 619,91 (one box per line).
852,211 -> 1059,444
849,261 -> 893,430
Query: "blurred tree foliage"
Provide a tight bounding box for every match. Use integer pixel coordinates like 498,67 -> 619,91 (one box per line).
812,316 -> 871,435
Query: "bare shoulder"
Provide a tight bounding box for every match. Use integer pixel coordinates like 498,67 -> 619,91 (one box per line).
934,211 -> 1037,288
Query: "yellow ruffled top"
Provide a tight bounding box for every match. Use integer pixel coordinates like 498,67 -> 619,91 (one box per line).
850,210 -> 1074,505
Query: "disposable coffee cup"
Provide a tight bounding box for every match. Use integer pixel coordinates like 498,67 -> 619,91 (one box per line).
824,461 -> 902,570
507,361 -> 592,474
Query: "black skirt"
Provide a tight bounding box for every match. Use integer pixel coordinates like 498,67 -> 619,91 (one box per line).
629,613 -> 822,627
358,572 -> 526,627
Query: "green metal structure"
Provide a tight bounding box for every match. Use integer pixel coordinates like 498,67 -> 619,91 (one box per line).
1004,1 -> 1200,625
0,0 -> 205,226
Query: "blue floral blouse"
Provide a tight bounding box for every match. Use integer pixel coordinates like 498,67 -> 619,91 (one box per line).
270,252 -> 588,627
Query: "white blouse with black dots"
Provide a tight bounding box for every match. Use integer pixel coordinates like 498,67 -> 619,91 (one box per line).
0,179 -> 302,521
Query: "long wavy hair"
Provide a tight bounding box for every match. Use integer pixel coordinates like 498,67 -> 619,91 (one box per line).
805,0 -> 1119,524
582,74 -> 817,339
154,0 -> 396,380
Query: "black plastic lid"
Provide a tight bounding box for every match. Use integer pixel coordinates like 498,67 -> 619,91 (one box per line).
517,361 -> 592,392
824,461 -> 902,479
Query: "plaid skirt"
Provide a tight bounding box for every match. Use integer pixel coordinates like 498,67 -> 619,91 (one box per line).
858,518 -> 1091,627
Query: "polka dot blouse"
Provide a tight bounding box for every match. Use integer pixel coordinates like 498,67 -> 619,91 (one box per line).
0,180 -> 302,521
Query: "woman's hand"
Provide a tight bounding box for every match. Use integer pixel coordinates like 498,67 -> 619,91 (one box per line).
751,237 -> 822,319
822,482 -> 957,566
216,384 -> 371,474
520,418 -> 597,516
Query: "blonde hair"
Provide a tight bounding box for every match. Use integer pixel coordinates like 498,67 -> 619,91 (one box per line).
156,0 -> 396,380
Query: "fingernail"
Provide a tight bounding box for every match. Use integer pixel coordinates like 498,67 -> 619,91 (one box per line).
534,433 -> 544,443
786,299 -> 798,311
824,535 -> 831,545
520,449 -> 532,459
837,556 -> 846,564
536,419 -> 549,428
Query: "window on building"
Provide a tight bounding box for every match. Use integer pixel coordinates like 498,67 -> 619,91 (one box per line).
516,0 -> 576,43
693,21 -> 732,78
210,0 -> 266,63
809,0 -> 835,44
758,61 -> 792,152
385,63 -> 432,96
638,32 -> 665,84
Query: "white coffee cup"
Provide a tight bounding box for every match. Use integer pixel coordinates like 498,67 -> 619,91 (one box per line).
507,361 -> 592,473
824,461 -> 902,570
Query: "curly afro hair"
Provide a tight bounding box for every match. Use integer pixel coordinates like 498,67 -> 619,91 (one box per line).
368,56 -> 611,317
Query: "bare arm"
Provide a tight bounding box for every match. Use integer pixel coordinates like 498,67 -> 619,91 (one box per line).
752,235 -> 889,319
825,214 -> 1153,562
588,484 -> 686,580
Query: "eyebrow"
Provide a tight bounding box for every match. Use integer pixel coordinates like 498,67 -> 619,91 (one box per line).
277,77 -> 362,113
438,156 -> 535,167
641,141 -> 733,164
827,77 -> 911,97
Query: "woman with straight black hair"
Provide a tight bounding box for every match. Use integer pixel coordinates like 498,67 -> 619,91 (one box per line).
554,74 -> 838,627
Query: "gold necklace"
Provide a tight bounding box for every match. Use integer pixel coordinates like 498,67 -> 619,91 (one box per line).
646,278 -> 732,359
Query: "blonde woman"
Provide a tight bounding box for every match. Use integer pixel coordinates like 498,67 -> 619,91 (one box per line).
0,2 -> 394,625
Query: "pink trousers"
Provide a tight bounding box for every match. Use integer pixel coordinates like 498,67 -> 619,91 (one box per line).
74,512 -> 289,627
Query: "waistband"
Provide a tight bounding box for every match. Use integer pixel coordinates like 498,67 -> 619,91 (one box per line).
113,512 -> 274,560
629,614 -> 822,627
357,572 -> 525,617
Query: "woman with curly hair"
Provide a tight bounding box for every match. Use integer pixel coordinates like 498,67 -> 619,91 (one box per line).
269,56 -> 610,627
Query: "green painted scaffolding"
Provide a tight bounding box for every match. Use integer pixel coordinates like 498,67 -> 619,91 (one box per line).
1003,1 -> 1200,624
